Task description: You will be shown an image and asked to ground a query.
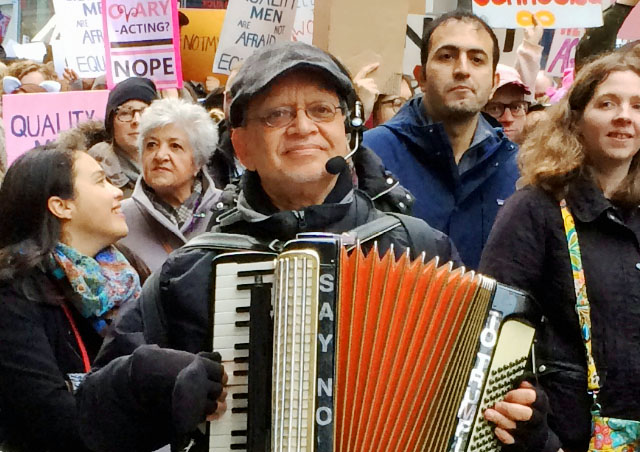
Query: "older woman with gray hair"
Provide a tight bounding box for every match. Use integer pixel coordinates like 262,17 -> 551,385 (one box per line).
119,98 -> 222,271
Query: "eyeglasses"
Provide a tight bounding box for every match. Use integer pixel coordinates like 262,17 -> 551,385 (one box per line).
380,97 -> 408,113
115,107 -> 146,122
484,101 -> 529,119
247,102 -> 344,128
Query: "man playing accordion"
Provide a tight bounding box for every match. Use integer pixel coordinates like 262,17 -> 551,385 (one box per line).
76,42 -> 461,452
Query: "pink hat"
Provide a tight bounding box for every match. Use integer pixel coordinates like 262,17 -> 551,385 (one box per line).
496,64 -> 531,95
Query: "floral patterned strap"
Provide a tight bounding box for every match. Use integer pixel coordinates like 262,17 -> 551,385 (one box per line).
590,416 -> 640,450
560,199 -> 601,394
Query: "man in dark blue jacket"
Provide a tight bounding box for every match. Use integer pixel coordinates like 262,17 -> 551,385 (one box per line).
363,10 -> 519,269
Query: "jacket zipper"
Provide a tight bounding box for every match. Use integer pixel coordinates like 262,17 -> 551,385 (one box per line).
294,210 -> 307,231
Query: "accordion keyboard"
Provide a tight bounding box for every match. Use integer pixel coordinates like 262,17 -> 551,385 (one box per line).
209,257 -> 275,452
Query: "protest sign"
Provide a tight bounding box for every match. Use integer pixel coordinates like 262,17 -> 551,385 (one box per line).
473,0 -> 603,29
0,11 -> 10,41
494,28 -> 526,67
403,14 -> 433,78
212,0 -> 299,75
618,4 -> 640,40
102,0 -> 183,89
4,40 -> 47,62
314,0 -> 410,95
291,0 -> 313,44
3,90 -> 109,165
52,0 -> 106,78
545,28 -> 583,77
180,8 -> 225,84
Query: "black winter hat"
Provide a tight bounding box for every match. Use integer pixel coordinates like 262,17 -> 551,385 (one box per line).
104,77 -> 157,138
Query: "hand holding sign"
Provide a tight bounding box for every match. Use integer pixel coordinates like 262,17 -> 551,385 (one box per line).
523,15 -> 544,45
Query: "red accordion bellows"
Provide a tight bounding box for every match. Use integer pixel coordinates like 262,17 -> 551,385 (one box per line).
334,245 -> 490,452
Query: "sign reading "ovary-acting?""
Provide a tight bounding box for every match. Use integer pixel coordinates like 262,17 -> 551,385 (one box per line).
102,0 -> 183,89
212,0 -> 299,75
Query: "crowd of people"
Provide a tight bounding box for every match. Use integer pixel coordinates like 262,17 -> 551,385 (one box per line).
0,3 -> 639,452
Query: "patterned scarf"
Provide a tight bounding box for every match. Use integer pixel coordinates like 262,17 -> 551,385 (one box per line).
51,243 -> 141,334
143,172 -> 205,228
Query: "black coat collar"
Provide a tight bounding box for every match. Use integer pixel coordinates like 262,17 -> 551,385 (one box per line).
223,168 -> 367,241
566,174 -> 617,224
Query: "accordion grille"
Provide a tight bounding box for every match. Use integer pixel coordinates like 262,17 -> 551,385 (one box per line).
334,246 -> 494,452
272,250 -> 320,452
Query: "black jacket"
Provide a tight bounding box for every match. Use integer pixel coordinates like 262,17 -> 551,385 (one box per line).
77,168 -> 458,452
479,177 -> 640,452
0,270 -> 101,452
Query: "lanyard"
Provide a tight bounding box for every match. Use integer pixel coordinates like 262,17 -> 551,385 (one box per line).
560,199 -> 601,413
61,303 -> 91,374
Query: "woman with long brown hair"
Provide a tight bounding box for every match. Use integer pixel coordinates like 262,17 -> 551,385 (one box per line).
480,49 -> 640,451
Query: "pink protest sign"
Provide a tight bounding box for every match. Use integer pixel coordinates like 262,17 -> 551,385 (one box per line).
3,90 -> 109,166
101,0 -> 183,89
618,4 -> 640,40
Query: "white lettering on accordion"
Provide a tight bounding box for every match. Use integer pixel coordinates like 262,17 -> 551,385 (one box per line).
319,302 -> 334,321
318,333 -> 333,353
316,406 -> 332,426
319,273 -> 334,292
450,310 -> 502,452
318,377 -> 333,396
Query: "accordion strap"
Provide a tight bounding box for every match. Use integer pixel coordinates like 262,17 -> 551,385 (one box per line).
559,199 -> 601,405
345,215 -> 402,248
182,232 -> 272,252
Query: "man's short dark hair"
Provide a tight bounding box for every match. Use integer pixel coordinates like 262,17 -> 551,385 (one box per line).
420,10 -> 500,73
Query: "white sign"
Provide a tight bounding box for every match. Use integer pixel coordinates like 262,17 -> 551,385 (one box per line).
213,0 -> 299,75
53,0 -> 106,78
291,0 -> 313,44
473,0 -> 603,29
545,28 -> 584,77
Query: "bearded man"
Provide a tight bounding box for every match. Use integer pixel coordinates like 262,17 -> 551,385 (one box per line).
363,10 -> 519,269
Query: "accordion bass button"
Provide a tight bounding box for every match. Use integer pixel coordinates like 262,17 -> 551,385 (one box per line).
538,364 -> 547,373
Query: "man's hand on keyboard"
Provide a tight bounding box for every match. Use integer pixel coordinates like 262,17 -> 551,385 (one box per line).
172,351 -> 227,435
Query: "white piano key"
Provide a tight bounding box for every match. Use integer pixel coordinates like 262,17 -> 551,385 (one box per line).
212,336 -> 249,351
209,434 -> 247,449
214,311 -> 250,325
215,260 -> 275,276
212,324 -> 251,338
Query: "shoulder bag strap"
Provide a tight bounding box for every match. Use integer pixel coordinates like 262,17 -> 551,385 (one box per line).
559,199 -> 601,411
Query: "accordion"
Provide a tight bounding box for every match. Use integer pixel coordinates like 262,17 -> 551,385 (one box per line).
207,234 -> 539,452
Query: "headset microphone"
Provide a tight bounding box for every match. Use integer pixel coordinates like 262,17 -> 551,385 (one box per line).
325,100 -> 364,175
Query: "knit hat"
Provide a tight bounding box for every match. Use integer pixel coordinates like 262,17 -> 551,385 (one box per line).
228,41 -> 354,128
104,77 -> 157,138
